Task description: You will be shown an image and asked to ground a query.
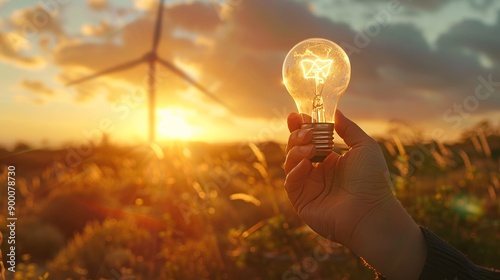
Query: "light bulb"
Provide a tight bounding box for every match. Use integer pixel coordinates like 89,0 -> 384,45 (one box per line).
282,38 -> 351,162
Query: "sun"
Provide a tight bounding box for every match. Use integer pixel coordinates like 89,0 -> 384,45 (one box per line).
157,108 -> 197,140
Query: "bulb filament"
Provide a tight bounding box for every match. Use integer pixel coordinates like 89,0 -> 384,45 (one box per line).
300,58 -> 333,123
300,58 -> 333,83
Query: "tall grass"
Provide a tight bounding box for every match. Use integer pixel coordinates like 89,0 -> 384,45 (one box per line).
0,122 -> 499,279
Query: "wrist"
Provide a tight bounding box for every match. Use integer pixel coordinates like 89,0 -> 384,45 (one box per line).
348,197 -> 427,280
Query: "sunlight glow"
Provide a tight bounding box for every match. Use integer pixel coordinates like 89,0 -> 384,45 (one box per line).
157,108 -> 197,140
300,58 -> 333,83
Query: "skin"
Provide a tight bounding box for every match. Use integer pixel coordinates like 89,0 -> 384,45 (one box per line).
284,110 -> 427,279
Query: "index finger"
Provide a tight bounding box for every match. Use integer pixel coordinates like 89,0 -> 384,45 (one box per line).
287,113 -> 312,132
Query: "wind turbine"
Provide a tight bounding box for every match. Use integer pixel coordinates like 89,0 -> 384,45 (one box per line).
66,0 -> 228,143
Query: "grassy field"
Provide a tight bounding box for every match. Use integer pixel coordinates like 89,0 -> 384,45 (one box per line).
0,123 -> 499,280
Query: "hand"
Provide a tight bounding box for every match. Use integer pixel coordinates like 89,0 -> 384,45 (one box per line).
284,110 -> 426,279
284,110 -> 393,248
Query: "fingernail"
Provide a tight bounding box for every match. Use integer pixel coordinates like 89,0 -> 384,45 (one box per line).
298,129 -> 309,139
299,145 -> 313,154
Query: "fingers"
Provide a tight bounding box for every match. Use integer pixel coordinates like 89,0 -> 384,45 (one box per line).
322,150 -> 340,172
286,128 -> 313,154
287,112 -> 312,133
335,110 -> 375,148
287,112 -> 303,132
301,114 -> 312,124
284,144 -> 316,174
284,158 -> 313,194
290,110 -> 372,148
285,125 -> 314,174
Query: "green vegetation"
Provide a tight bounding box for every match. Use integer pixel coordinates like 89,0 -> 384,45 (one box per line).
0,123 -> 499,279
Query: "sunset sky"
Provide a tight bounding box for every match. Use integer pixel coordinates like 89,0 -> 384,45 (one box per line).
1,0 -> 499,148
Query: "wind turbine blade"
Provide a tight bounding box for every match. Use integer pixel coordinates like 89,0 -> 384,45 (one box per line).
152,0 -> 165,51
157,57 -> 230,110
66,57 -> 145,86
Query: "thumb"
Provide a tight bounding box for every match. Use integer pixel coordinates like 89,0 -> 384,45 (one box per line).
335,110 -> 375,148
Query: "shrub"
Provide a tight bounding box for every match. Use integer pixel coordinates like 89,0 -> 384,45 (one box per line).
48,219 -> 156,280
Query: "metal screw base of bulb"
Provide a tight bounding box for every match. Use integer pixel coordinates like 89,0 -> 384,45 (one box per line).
301,122 -> 334,162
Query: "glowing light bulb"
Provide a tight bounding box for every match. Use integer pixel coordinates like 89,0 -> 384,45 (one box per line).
282,38 -> 351,162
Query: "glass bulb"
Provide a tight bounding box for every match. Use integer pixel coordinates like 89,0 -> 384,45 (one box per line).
282,38 -> 351,162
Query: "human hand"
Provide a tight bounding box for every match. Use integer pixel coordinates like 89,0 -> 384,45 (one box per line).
284,110 -> 426,279
284,110 -> 394,248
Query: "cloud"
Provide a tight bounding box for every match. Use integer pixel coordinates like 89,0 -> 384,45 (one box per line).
81,20 -> 116,36
53,12 -> 205,106
134,0 -> 156,11
437,11 -> 500,63
193,0 -> 357,116
165,2 -> 220,32
48,0 -> 500,124
349,0 -> 492,11
330,0 -> 451,11
87,0 -> 108,11
0,32 -> 45,67
338,22 -> 499,121
57,70 -> 138,103
18,79 -> 57,105
9,4 -> 63,36
226,0 -> 353,50
467,0 -> 495,10
221,0 -> 499,119
0,3 -> 70,68
39,34 -> 52,51
20,79 -> 55,96
51,2 -> 234,113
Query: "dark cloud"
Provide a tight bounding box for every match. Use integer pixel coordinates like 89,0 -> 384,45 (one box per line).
437,11 -> 500,63
349,0 -> 493,11
198,0 -> 498,119
345,0 -> 452,10
165,2 -> 220,32
349,23 -> 483,92
48,0 -> 500,123
195,0 -> 357,116
339,21 -> 498,121
227,0 -> 353,50
467,0 -> 495,11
